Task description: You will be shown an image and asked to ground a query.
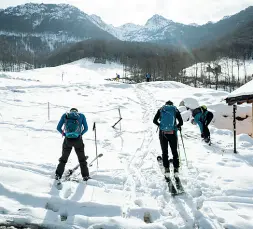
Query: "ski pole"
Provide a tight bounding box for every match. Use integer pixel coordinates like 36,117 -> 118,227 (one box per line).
93,122 -> 98,169
180,129 -> 188,167
177,139 -> 181,167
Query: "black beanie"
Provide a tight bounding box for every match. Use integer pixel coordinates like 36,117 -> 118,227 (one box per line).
165,100 -> 173,105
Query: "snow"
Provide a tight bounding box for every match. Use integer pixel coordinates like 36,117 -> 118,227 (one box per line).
145,14 -> 175,30
226,79 -> 253,98
3,3 -> 85,21
1,58 -> 253,228
87,13 -> 181,42
185,58 -> 253,82
3,3 -> 47,17
88,14 -> 143,41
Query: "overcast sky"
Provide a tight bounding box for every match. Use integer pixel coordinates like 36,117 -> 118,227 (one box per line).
0,0 -> 252,26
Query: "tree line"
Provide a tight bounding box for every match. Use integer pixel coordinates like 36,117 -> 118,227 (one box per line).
1,37 -> 253,92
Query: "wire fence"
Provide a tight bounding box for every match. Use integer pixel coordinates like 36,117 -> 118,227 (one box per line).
0,99 -> 123,121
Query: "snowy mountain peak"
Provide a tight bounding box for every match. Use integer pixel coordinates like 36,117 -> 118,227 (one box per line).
89,14 -> 104,24
118,23 -> 142,31
87,15 -> 142,40
189,23 -> 199,27
145,14 -> 175,30
146,14 -> 172,25
3,3 -> 87,20
88,14 -> 114,33
222,15 -> 231,20
4,3 -> 47,16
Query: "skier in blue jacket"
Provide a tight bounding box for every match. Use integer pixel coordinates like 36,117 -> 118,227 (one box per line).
146,73 -> 151,82
191,105 -> 213,143
55,108 -> 90,181
153,100 -> 183,177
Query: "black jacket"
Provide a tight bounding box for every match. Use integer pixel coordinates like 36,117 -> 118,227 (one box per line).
153,107 -> 183,128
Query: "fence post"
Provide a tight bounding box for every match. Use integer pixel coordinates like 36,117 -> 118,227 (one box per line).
233,104 -> 237,154
112,107 -> 122,128
48,102 -> 50,120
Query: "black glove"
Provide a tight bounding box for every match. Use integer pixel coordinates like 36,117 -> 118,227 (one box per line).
191,118 -> 196,125
201,133 -> 204,138
177,124 -> 182,131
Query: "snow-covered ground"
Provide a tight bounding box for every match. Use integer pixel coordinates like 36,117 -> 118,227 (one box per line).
0,59 -> 253,229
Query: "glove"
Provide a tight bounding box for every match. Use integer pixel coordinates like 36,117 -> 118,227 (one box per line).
191,118 -> 196,125
201,133 -> 204,138
177,124 -> 182,131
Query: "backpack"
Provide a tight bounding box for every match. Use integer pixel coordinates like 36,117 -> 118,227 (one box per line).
192,107 -> 202,117
64,112 -> 81,138
159,105 -> 177,132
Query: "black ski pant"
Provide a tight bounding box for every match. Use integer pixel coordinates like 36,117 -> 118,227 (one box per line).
55,136 -> 89,178
202,112 -> 214,139
159,131 -> 179,169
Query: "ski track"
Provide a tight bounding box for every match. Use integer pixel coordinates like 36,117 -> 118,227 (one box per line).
121,84 -> 156,218
133,84 -> 226,228
134,84 -> 198,227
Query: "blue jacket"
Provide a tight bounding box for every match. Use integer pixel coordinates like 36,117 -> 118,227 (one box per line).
57,113 -> 88,136
194,111 -> 208,133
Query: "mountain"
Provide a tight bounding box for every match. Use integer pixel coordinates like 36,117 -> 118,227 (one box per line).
216,19 -> 253,50
0,3 -> 117,55
87,14 -> 142,40
88,6 -> 253,48
1,3 -> 253,69
88,14 -> 188,43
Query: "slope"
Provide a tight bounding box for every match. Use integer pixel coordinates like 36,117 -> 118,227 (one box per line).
0,59 -> 253,228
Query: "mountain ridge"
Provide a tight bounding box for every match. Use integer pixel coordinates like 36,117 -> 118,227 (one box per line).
0,3 -> 253,64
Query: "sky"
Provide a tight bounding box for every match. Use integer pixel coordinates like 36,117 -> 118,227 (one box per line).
0,0 -> 252,26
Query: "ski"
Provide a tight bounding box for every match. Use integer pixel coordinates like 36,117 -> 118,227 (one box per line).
157,156 -> 178,196
54,154 -> 103,189
157,156 -> 185,196
174,176 -> 184,194
63,155 -> 89,181
88,153 -> 103,167
165,177 -> 178,196
55,177 -> 63,190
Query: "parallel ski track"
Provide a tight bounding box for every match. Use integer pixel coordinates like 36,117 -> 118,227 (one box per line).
133,84 -> 224,228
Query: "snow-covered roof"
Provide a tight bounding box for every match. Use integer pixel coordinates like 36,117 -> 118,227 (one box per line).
227,79 -> 253,98
226,79 -> 253,105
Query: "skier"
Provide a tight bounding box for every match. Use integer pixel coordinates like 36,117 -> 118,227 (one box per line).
55,108 -> 90,181
191,105 -> 213,143
115,73 -> 120,81
146,73 -> 151,82
153,100 -> 183,177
